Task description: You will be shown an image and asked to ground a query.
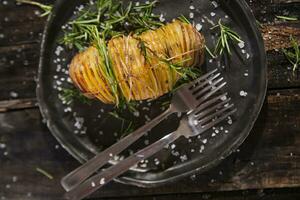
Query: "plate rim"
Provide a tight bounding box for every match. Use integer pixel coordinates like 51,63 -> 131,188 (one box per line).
37,0 -> 267,187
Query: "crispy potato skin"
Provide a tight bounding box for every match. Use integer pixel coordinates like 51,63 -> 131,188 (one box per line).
69,20 -> 205,104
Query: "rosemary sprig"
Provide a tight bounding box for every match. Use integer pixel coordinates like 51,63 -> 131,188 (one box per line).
178,15 -> 191,24
59,88 -> 92,105
276,15 -> 298,21
214,19 -> 243,56
36,167 -> 54,180
62,0 -> 162,50
282,36 -> 300,73
16,0 -> 52,17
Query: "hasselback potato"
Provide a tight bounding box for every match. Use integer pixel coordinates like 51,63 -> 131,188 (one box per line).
69,20 -> 205,104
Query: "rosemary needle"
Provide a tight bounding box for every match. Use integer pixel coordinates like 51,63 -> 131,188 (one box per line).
283,36 -> 300,73
276,15 -> 298,21
214,19 -> 243,56
36,167 -> 54,180
16,0 -> 52,17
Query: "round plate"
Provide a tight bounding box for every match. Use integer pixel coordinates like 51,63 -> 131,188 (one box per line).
37,0 -> 267,187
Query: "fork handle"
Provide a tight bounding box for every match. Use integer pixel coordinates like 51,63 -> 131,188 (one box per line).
64,131 -> 181,200
61,107 -> 174,192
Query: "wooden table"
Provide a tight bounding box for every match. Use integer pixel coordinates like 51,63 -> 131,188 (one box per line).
1,0 -> 300,199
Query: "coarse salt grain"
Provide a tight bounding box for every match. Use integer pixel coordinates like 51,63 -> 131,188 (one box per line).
99,178 -> 105,185
240,90 -> 248,97
189,12 -> 194,19
0,143 -> 6,149
10,91 -> 18,98
171,144 -> 176,149
195,23 -> 202,31
211,1 -> 218,8
238,41 -> 245,49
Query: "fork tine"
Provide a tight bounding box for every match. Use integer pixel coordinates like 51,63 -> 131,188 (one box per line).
200,108 -> 237,132
188,68 -> 219,90
189,93 -> 228,115
193,77 -> 224,97
190,73 -> 221,93
195,98 -> 231,118
197,104 -> 234,125
196,81 -> 227,104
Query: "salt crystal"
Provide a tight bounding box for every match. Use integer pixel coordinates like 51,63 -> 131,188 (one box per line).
159,14 -> 165,22
99,178 -> 105,185
55,46 -> 64,56
240,90 -> 248,97
189,12 -> 194,19
91,182 -> 96,187
238,41 -> 245,49
10,91 -> 18,98
246,53 -> 250,59
196,23 -> 202,31
202,139 -> 207,144
211,1 -> 218,8
12,176 -> 18,182
221,95 -> 227,101
0,143 -> 6,149
199,145 -> 205,153
180,155 -> 188,162
134,111 -> 140,117
189,5 -> 195,10
210,12 -> 216,17
171,144 -> 176,149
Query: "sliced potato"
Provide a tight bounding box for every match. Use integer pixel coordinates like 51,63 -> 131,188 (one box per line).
69,21 -> 205,104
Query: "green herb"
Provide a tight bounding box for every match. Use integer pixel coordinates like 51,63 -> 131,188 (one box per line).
205,45 -> 216,58
168,61 -> 201,80
276,15 -> 298,21
61,0 -> 163,106
62,0 -> 162,50
178,15 -> 191,24
36,167 -> 54,180
59,88 -> 92,105
214,19 -> 243,56
256,20 -> 263,28
283,36 -> 300,73
120,121 -> 135,138
16,0 -> 52,17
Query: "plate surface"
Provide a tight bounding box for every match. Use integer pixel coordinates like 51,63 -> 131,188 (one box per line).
37,0 -> 267,187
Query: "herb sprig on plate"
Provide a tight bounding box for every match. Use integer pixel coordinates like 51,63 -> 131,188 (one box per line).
213,19 -> 243,56
283,36 -> 300,73
16,0 -> 52,17
62,0 -> 163,51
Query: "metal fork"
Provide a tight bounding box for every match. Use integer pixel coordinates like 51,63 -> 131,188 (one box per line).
61,68 -> 226,192
64,93 -> 237,200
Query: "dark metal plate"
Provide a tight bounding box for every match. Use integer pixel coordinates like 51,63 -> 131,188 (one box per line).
37,0 -> 267,187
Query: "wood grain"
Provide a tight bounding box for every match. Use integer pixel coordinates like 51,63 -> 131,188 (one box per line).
0,0 -> 300,199
0,89 -> 299,199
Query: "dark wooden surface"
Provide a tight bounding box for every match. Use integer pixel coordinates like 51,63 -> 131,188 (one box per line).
1,0 -> 300,200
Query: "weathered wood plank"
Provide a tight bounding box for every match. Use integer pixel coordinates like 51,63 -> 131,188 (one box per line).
0,98 -> 37,112
0,89 -> 299,199
0,1 -> 299,100
90,188 -> 300,200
